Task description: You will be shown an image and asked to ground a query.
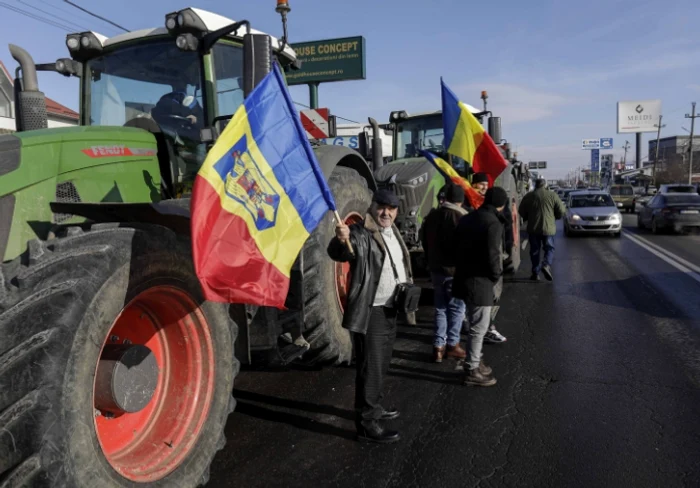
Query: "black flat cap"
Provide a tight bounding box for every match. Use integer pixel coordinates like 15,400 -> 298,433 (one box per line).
373,189 -> 400,207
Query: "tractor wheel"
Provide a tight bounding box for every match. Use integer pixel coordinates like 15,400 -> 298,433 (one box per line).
0,223 -> 238,488
299,166 -> 372,365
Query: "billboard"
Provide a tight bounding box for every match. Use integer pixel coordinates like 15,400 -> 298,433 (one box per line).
528,161 -> 547,169
287,36 -> 366,85
617,100 -> 662,134
582,139 -> 600,150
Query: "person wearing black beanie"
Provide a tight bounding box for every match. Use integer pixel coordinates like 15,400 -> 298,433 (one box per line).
452,187 -> 509,386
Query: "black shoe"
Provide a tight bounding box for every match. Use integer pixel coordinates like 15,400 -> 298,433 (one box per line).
530,273 -> 540,281
380,408 -> 400,420
356,422 -> 401,444
542,265 -> 553,281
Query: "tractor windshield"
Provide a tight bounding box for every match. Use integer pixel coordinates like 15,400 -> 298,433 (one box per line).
395,114 -> 469,176
86,39 -> 206,185
396,114 -> 444,159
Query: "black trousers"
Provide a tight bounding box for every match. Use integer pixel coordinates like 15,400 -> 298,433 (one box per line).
352,306 -> 398,428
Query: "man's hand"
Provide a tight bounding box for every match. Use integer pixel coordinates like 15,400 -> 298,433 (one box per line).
335,222 -> 350,243
186,114 -> 197,124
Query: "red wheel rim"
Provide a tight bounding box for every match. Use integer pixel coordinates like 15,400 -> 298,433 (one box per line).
93,286 -> 215,482
334,212 -> 364,312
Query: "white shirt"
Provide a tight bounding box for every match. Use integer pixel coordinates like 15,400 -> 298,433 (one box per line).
373,226 -> 408,307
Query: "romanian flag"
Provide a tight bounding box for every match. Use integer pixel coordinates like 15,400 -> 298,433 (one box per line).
441,79 -> 507,186
191,63 -> 336,308
421,150 -> 484,210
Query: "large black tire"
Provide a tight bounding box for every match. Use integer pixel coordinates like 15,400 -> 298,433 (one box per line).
0,223 -> 238,488
299,166 -> 372,365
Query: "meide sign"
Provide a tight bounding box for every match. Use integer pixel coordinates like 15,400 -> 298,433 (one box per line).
617,100 -> 662,134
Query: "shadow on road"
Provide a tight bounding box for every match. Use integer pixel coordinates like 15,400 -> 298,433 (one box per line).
388,363 -> 461,385
392,348 -> 435,364
566,273 -> 694,320
233,389 -> 355,420
234,402 -> 357,440
396,330 -> 433,345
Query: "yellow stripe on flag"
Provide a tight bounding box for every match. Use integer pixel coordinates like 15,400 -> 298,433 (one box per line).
197,104 -> 309,278
447,101 -> 486,164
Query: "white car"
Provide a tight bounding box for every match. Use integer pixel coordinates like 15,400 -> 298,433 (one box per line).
564,191 -> 622,238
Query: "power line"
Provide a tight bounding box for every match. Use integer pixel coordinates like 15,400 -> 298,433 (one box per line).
0,1 -> 75,31
62,0 -> 129,33
17,0 -> 90,32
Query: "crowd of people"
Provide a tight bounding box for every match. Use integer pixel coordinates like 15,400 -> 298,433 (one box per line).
328,177 -> 562,444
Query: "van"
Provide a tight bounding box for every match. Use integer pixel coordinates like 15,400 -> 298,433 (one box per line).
609,184 -> 636,213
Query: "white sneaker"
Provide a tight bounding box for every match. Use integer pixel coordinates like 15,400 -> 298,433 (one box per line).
484,329 -> 507,344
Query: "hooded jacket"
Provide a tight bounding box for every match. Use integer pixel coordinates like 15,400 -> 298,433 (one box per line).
327,213 -> 413,335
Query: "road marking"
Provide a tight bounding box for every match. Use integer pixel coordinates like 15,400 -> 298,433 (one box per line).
623,232 -> 700,284
627,231 -> 700,274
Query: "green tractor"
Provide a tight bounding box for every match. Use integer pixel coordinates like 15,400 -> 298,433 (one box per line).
373,105 -> 529,275
0,5 -> 379,487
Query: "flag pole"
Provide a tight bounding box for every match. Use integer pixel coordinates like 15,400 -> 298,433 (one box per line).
334,210 -> 355,256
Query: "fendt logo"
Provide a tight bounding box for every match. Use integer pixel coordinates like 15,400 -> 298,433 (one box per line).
82,145 -> 157,158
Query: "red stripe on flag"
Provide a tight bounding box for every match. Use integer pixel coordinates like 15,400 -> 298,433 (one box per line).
191,178 -> 291,308
472,132 -> 508,187
300,111 -> 327,139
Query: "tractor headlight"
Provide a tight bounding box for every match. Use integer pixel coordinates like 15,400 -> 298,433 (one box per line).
65,31 -> 103,61
407,173 -> 428,187
165,8 -> 208,36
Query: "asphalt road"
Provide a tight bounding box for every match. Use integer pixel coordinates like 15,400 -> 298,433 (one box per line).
208,215 -> 700,488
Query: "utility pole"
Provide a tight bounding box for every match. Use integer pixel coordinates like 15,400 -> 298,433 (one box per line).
653,115 -> 666,187
686,102 -> 698,185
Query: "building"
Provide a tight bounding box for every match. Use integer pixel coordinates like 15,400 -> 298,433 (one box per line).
0,60 -> 78,134
647,135 -> 700,183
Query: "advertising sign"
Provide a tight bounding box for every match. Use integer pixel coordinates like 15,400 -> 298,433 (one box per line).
582,139 -> 600,150
599,138 -> 613,150
288,36 -> 366,85
591,149 -> 600,172
528,161 -> 547,169
617,100 -> 662,134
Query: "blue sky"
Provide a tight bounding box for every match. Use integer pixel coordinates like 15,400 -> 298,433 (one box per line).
1,0 -> 699,178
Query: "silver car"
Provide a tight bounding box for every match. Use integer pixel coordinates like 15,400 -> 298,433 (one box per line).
564,191 -> 622,238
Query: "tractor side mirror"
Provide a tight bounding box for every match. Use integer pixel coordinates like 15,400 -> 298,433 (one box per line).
243,34 -> 273,97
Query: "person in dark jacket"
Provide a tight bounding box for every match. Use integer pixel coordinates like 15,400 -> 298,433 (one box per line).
464,172 -> 509,344
328,189 -> 413,444
453,187 -> 509,387
518,179 -> 566,281
422,184 -> 468,363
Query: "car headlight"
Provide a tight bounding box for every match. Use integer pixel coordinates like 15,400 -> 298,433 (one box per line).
609,214 -> 621,222
407,173 -> 428,186
570,214 -> 581,221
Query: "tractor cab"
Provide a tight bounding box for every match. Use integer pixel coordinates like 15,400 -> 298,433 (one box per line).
12,7 -> 299,199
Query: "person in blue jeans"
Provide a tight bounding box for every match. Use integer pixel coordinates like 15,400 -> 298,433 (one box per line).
518,179 -> 566,281
421,185 -> 468,362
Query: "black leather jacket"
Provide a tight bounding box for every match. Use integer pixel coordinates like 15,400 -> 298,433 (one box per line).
327,214 -> 413,335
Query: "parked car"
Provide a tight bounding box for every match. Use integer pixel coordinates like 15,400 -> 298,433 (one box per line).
609,184 -> 636,213
659,184 -> 696,194
637,193 -> 700,234
560,188 -> 576,204
564,191 -> 622,238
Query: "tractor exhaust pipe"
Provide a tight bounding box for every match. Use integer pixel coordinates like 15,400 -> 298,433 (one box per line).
9,44 -> 48,132
368,117 -> 383,171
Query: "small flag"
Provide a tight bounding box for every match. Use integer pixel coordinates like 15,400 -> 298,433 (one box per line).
191,63 -> 336,308
421,150 -> 484,209
441,79 -> 507,186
